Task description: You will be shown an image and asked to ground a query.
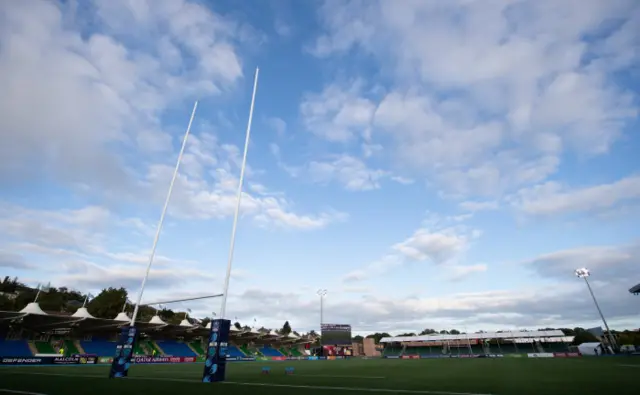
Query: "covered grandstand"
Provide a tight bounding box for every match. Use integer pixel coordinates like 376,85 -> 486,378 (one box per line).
379,330 -> 574,357
0,302 -> 313,360
630,283 -> 640,295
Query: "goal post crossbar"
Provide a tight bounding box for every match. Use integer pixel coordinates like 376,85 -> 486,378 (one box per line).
140,293 -> 224,307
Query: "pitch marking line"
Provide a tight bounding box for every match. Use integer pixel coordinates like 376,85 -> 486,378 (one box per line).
223,381 -> 492,395
293,374 -> 386,379
0,390 -> 49,395
1,371 -> 492,395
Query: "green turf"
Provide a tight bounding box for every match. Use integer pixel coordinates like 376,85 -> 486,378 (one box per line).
0,358 -> 638,395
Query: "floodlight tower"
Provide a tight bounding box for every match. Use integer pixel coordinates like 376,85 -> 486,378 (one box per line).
317,289 -> 327,329
575,268 -> 617,350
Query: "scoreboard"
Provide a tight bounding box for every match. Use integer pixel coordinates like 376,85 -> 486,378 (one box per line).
321,323 -> 352,345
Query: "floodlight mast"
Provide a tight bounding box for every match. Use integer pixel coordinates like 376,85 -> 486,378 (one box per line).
130,101 -> 199,327
317,289 -> 327,329
219,67 -> 260,320
575,268 -> 617,350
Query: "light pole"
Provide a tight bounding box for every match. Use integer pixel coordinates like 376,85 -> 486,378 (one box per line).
575,268 -> 617,351
317,289 -> 327,330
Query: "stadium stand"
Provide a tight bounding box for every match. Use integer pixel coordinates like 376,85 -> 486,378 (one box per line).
0,339 -> 32,356
382,345 -> 403,357
34,341 -> 55,354
189,341 -> 205,356
259,345 -> 283,357
64,340 -> 80,355
156,341 -> 197,357
80,340 -> 115,356
226,345 -> 246,358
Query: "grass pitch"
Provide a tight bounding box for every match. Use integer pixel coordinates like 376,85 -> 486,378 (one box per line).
0,358 -> 637,395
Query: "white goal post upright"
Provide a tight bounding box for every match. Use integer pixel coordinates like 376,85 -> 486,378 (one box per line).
219,67 -> 260,319
130,101 -> 199,327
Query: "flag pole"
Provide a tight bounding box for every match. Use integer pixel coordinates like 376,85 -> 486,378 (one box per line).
130,101 -> 198,327
219,67 -> 260,319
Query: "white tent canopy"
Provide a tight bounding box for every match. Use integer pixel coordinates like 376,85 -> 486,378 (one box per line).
72,307 -> 95,319
20,303 -> 47,315
114,312 -> 130,322
149,315 -> 167,325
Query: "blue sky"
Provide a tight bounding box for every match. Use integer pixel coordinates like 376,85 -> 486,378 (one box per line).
0,0 -> 639,335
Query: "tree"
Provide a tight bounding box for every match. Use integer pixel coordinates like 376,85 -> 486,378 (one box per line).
571,328 -> 598,345
450,329 -> 460,335
419,328 -> 436,335
352,335 -> 364,342
0,294 -> 13,310
201,318 -> 211,328
87,287 -> 128,319
396,333 -> 416,337
281,321 -> 292,336
234,322 -> 242,330
365,332 -> 391,344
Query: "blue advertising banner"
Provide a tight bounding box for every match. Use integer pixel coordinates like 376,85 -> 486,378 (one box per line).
202,319 -> 231,383
109,326 -> 138,379
1,356 -> 97,366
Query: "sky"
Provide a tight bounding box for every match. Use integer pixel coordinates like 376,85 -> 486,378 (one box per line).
0,0 -> 639,335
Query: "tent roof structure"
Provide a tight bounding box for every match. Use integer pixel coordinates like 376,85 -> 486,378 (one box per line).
0,306 -> 310,343
20,302 -> 47,315
72,307 -> 95,319
114,312 -> 130,322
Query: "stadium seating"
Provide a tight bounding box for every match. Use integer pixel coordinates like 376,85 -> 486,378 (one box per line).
156,341 -> 196,357
542,342 -> 568,353
259,346 -> 284,357
80,340 -> 115,356
497,342 -> 518,354
382,346 -> 403,356
279,347 -> 290,356
226,345 -> 245,358
145,340 -> 161,355
34,341 -> 56,354
291,348 -> 303,356
0,339 -> 32,356
240,344 -> 261,356
64,340 -> 80,355
190,341 -> 205,356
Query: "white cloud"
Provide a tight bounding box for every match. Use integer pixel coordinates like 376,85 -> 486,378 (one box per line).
343,216 -> 480,283
307,155 -> 388,191
392,228 -> 470,264
511,176 -> 640,216
300,81 -> 375,142
266,117 -> 287,136
523,241 -> 640,283
0,0 -> 243,190
446,264 -> 488,282
305,0 -> 639,197
459,200 -> 499,212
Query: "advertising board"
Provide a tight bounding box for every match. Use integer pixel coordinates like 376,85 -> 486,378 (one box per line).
527,353 -> 554,358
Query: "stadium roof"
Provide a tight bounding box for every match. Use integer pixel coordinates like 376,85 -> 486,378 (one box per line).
380,329 -> 566,343
630,283 -> 640,295
0,303 -> 312,343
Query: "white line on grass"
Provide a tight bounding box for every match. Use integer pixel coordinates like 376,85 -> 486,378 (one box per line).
223,381 -> 492,395
2,371 -> 492,395
0,390 -> 49,395
293,375 -> 386,379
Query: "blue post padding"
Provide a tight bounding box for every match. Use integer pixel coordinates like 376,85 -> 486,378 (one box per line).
108,326 -> 138,379
201,319 -> 231,383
